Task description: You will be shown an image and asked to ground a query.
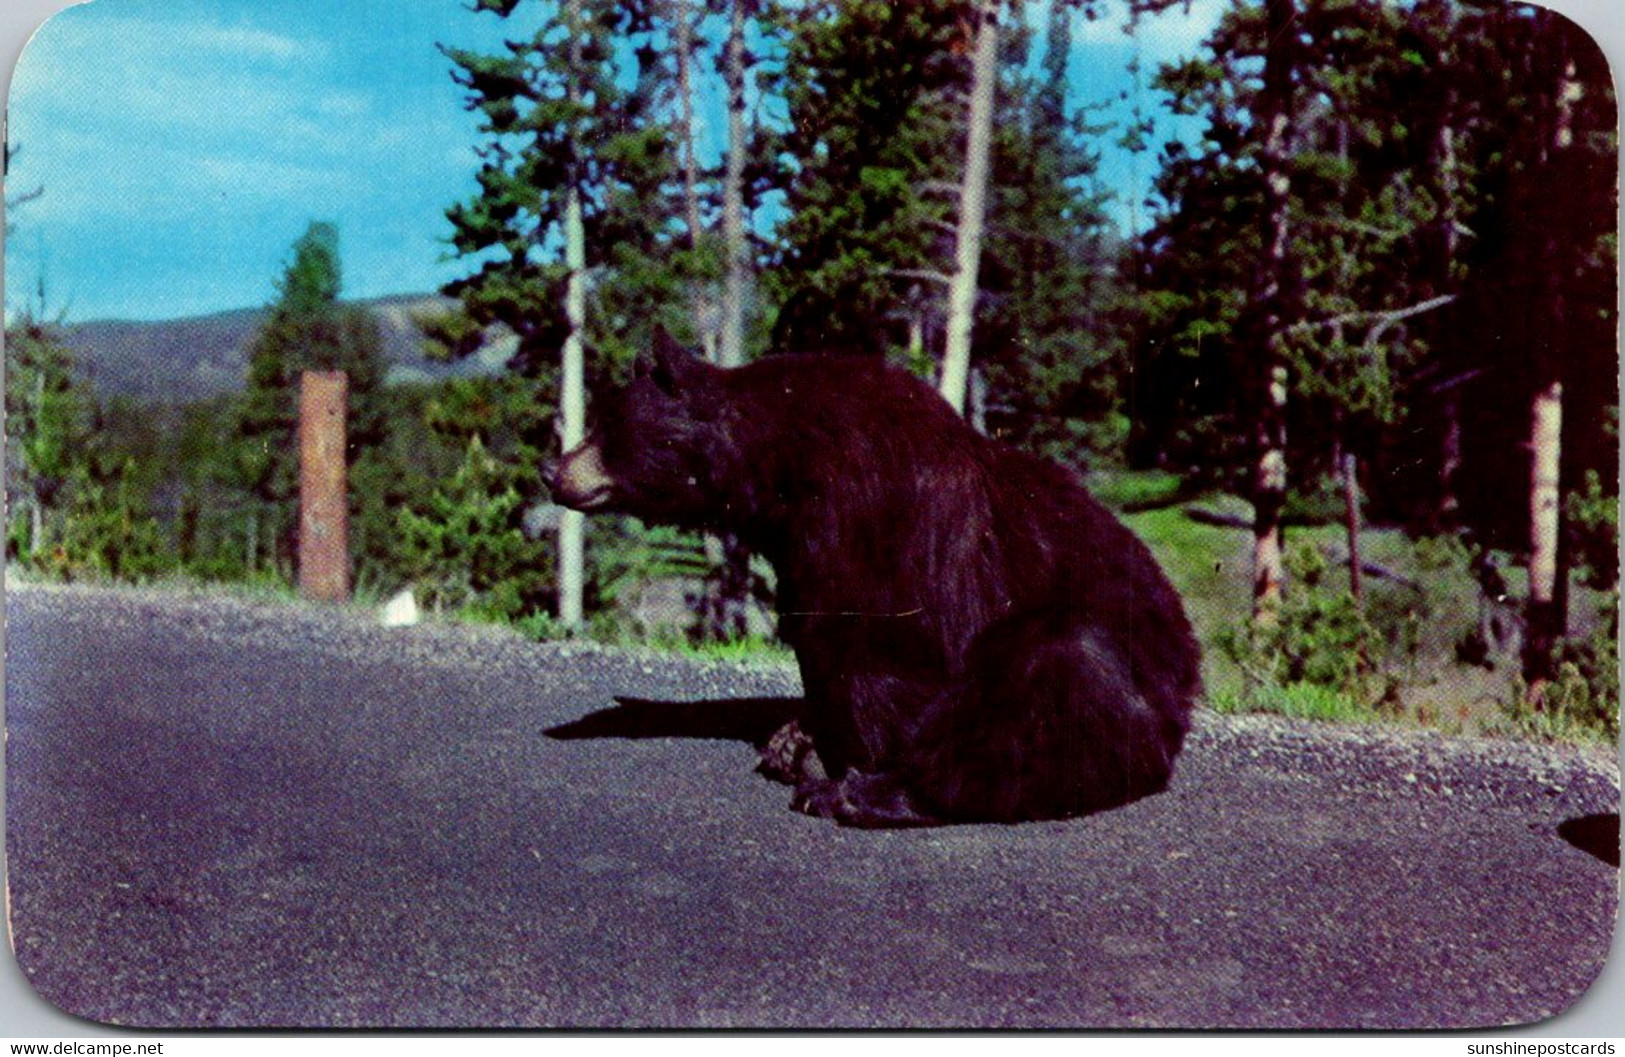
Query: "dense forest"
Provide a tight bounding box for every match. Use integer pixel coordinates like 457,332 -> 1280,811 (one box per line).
5,0 -> 1617,741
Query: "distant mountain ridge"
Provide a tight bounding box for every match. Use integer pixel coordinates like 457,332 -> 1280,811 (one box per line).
59,293 -> 516,404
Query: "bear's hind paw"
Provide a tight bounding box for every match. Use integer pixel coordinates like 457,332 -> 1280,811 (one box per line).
791,770 -> 940,829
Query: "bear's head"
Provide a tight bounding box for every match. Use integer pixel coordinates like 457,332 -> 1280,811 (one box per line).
546,331 -> 734,529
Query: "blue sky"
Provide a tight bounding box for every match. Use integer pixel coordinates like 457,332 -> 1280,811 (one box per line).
6,0 -> 527,321
0,0 -> 1370,324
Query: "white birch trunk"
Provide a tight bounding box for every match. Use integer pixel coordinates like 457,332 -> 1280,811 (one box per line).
938,0 -> 998,415
671,0 -> 716,362
558,188 -> 588,630
719,0 -> 749,368
1523,54 -> 1580,687
1527,380 -> 1564,611
558,0 -> 588,630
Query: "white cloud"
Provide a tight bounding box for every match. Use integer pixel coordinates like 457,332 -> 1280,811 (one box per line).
316,92 -> 372,119
196,154 -> 349,200
13,16 -> 314,134
185,23 -> 313,63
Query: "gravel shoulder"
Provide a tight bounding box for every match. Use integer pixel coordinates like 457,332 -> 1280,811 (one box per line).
4,582 -> 1619,1030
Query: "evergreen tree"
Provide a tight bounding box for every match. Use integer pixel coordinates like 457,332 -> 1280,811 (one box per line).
440,0 -> 679,628
1462,7 -> 1616,685
1134,0 -> 1615,667
395,433 -> 552,622
4,318 -> 171,580
231,222 -> 385,575
4,319 -> 94,563
978,1 -> 1124,463
773,0 -> 1122,461
439,0 -> 677,373
769,0 -> 965,356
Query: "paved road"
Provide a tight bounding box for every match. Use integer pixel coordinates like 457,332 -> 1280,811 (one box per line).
4,584 -> 1618,1029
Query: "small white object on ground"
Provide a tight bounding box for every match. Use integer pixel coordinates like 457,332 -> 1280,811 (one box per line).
380,588 -> 420,628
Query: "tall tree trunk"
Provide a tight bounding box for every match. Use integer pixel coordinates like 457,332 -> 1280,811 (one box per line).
557,0 -> 588,631
1429,110 -> 1463,532
1341,444 -> 1362,605
670,0 -> 716,362
718,0 -> 749,369
1435,388 -> 1462,534
939,0 -> 999,415
558,187 -> 588,630
698,0 -> 755,641
1522,51 -> 1581,691
1253,364 -> 1289,618
1250,0 -> 1296,624
1332,121 -> 1360,606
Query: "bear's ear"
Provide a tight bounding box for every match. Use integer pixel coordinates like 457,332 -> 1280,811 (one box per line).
642,326 -> 717,398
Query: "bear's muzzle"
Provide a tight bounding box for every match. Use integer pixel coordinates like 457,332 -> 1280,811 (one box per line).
546,439 -> 616,511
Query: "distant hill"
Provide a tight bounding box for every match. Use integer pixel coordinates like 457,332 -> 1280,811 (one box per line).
58,293 -> 517,404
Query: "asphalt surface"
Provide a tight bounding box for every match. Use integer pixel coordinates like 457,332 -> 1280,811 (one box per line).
4,583 -> 1619,1030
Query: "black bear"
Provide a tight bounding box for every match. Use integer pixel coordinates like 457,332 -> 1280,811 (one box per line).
547,334 -> 1201,827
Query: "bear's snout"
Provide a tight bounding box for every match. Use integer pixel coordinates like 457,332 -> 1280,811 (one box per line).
548,440 -> 616,511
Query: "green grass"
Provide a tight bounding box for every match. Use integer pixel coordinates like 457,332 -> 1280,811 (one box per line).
1207,681 -> 1382,725
1087,468 -> 1188,511
664,634 -> 796,665
8,564 -> 305,605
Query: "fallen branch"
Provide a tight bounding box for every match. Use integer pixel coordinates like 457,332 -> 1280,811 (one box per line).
1182,506 -> 1254,530
1179,507 -> 1422,591
1325,551 -> 1421,591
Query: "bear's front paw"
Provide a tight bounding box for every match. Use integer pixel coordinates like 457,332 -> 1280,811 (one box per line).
757,719 -> 824,785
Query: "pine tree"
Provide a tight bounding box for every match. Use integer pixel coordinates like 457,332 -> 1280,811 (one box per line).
231,222 -> 385,576
440,0 -> 677,629
978,1 -> 1123,463
1134,0 -> 1615,669
4,319 -> 93,564
769,0 -> 964,355
395,433 -> 552,622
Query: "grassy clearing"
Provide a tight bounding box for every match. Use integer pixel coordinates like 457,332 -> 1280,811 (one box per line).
1122,481 -> 1616,744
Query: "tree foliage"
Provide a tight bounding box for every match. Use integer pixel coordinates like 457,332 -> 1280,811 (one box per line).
1133,0 -> 1616,536
438,0 -> 681,376
229,222 -> 386,574
9,0 -> 1615,731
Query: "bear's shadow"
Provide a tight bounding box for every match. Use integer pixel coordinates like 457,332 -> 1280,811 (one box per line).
545,695 -> 801,749
1557,813 -> 1620,868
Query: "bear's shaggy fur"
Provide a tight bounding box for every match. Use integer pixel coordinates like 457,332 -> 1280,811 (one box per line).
548,335 -> 1201,827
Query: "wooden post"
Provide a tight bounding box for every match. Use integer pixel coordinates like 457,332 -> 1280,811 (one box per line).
299,370 -> 349,603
